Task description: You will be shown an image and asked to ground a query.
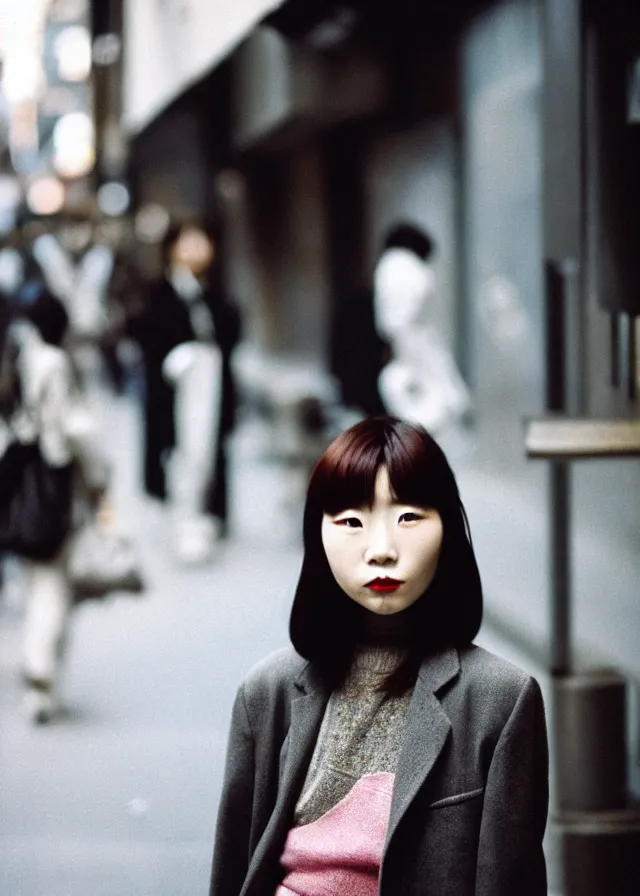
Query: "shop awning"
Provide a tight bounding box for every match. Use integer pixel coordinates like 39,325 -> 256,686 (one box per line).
122,0 -> 285,135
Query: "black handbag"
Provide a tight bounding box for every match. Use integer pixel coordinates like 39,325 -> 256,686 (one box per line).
0,439 -> 73,561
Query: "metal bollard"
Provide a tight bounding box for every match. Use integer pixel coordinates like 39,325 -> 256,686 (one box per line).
554,670 -> 627,813
553,670 -> 640,895
561,809 -> 640,896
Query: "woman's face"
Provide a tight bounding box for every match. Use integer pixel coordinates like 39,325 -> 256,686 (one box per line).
321,466 -> 443,615
170,227 -> 215,275
373,248 -> 435,339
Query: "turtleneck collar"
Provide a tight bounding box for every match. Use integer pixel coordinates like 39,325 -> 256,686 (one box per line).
357,601 -> 422,648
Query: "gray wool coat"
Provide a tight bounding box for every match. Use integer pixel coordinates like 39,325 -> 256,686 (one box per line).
209,644 -> 548,896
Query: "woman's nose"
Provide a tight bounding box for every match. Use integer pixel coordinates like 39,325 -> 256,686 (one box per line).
364,523 -> 398,565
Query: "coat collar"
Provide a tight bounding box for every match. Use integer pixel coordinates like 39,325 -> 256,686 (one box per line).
416,643 -> 460,695
292,658 -> 327,696
384,646 -> 459,850
290,644 -> 460,696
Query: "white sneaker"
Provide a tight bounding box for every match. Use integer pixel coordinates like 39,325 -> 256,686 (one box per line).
173,516 -> 218,565
23,689 -> 56,725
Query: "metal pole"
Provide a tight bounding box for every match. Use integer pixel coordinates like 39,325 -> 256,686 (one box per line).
545,259 -> 573,675
549,461 -> 571,675
626,312 -> 637,402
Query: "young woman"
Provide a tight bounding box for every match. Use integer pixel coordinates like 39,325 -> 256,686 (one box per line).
209,416 -> 548,896
0,289 -> 108,722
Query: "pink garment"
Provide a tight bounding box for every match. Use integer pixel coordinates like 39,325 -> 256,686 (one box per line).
276,772 -> 394,896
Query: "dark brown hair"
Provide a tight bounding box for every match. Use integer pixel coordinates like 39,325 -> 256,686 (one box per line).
289,416 -> 482,692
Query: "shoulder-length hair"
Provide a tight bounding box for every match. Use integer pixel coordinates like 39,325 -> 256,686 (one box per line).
290,416 -> 482,692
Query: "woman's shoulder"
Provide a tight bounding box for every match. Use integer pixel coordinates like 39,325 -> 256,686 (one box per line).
456,643 -> 542,709
241,646 -> 307,694
236,647 -> 311,716
460,643 -> 532,680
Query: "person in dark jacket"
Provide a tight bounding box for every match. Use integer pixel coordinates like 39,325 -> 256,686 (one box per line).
210,416 -> 548,896
128,220 -> 240,557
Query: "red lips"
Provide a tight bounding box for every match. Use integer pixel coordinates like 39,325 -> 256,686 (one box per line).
366,577 -> 403,593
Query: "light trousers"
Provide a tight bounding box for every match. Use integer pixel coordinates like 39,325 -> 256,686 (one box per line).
22,555 -> 71,686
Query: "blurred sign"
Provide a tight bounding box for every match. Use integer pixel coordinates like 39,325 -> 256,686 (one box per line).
525,418 -> 640,459
122,0 -> 285,134
54,25 -> 92,82
93,33 -> 121,67
52,111 -> 95,177
27,176 -> 66,215
97,181 -> 130,216
134,203 -> 170,243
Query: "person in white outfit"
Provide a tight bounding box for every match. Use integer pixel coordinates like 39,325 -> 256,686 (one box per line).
0,288 -> 108,723
373,224 -> 471,443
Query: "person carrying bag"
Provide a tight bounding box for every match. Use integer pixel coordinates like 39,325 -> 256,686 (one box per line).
0,286 -> 110,723
0,438 -> 73,561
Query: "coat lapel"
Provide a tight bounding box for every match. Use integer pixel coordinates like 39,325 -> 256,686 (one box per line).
384,647 -> 460,849
242,664 -> 329,896
277,680 -> 330,814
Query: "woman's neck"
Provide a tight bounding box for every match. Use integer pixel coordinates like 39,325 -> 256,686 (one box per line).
357,602 -> 420,648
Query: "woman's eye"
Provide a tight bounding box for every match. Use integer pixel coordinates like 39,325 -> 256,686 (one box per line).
399,511 -> 422,523
335,516 -> 362,528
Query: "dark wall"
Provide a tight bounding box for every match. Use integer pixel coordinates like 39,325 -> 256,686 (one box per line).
587,0 -> 640,317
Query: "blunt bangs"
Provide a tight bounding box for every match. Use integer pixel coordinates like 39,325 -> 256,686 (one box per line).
309,417 -> 451,518
310,428 -> 383,517
384,422 -> 454,514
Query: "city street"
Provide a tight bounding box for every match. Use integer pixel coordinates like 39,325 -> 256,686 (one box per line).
2,0 -> 640,892
1,392 -> 560,895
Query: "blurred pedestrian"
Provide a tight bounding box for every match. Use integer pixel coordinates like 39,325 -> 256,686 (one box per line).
0,286 -> 109,723
128,219 -> 240,563
210,416 -> 548,896
30,216 -> 113,391
373,222 -> 471,439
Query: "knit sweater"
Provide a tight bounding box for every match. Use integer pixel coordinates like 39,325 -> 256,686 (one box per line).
277,646 -> 413,896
